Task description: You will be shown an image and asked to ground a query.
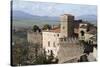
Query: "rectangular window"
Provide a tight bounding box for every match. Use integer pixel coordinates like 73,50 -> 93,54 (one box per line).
53,42 -> 56,47
60,38 -> 63,42
57,34 -> 59,37
64,38 -> 66,41
48,41 -> 50,47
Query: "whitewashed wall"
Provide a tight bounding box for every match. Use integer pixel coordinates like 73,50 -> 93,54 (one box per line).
42,31 -> 60,57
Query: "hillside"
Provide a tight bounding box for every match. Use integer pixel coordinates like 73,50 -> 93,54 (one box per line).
12,10 -> 97,28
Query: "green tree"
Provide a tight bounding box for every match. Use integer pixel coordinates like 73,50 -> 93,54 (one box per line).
42,24 -> 51,30
32,25 -> 40,32
27,43 -> 47,65
12,38 -> 29,66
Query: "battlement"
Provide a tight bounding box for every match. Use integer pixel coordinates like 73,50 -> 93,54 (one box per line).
59,37 -> 79,44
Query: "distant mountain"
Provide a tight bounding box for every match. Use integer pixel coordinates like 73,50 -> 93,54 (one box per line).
76,15 -> 97,24
13,10 -> 97,28
12,10 -> 59,28
13,10 -> 34,19
13,10 -> 59,22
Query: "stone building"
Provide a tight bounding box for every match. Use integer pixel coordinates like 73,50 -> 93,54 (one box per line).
60,14 -> 74,37
42,14 -> 73,57
79,23 -> 88,40
42,28 -> 60,57
27,13 -> 97,63
42,14 -> 78,59
27,31 -> 42,46
78,22 -> 97,42
57,15 -> 85,63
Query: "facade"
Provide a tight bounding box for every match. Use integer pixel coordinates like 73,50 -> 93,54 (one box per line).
42,29 -> 60,57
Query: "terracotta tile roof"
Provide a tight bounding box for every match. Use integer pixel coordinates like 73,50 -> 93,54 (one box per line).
50,27 -> 60,33
43,27 -> 60,33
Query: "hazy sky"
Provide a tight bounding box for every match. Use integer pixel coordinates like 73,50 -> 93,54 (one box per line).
13,0 -> 97,17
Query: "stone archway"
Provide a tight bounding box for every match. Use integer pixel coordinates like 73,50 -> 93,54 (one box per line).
80,30 -> 85,36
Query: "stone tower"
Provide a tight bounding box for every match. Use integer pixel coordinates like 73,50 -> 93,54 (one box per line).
60,14 -> 74,37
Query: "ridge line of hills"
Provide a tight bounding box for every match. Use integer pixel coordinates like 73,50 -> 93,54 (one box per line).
12,10 -> 97,28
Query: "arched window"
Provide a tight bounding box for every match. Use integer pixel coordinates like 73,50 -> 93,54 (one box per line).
80,31 -> 85,36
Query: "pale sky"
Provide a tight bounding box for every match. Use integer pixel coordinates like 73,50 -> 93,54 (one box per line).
13,0 -> 97,17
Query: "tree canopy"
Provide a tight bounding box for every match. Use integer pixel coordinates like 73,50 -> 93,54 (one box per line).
32,25 -> 41,32
42,24 -> 51,30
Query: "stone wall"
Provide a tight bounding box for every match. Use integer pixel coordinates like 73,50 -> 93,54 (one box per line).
59,37 -> 79,44
58,38 -> 84,63
27,31 -> 42,46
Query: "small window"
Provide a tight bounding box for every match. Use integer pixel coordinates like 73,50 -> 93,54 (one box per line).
63,26 -> 65,29
57,34 -> 59,37
64,38 -> 66,41
53,42 -> 56,47
54,34 -> 55,37
48,41 -> 50,47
